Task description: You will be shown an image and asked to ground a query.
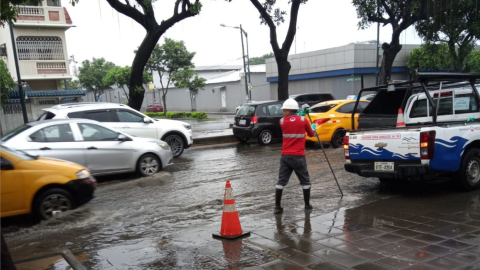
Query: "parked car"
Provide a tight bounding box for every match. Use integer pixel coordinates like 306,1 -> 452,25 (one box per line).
146,103 -> 164,113
306,100 -> 370,148
290,93 -> 335,107
0,145 -> 96,220
233,101 -> 284,145
1,119 -> 173,177
235,100 -> 256,114
37,102 -> 192,157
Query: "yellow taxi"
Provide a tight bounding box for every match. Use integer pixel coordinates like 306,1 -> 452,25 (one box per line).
306,99 -> 370,148
1,145 -> 96,220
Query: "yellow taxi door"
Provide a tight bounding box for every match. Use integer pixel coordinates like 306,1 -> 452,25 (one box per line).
1,155 -> 25,215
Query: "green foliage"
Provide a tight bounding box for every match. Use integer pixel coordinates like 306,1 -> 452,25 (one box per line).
171,68 -> 206,91
467,51 -> 480,72
1,0 -> 78,26
141,38 -> 197,114
0,59 -> 15,108
249,52 -> 274,65
189,2 -> 202,14
103,66 -> 152,99
61,80 -> 82,90
78,58 -> 116,101
144,111 -> 207,119
406,43 -> 453,72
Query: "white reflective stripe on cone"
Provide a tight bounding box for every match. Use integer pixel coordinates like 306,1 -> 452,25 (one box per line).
276,185 -> 285,189
283,134 -> 305,138
302,185 -> 311,189
224,188 -> 234,200
223,204 -> 237,213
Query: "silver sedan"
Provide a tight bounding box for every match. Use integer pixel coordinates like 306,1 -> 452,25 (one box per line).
1,119 -> 173,176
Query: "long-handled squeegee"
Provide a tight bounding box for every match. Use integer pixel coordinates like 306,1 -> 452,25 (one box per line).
301,104 -> 344,197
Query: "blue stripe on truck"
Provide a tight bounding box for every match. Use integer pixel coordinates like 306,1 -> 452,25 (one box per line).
349,143 -> 419,160
430,137 -> 469,172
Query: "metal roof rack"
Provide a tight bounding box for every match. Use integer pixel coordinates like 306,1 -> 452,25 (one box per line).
351,72 -> 480,129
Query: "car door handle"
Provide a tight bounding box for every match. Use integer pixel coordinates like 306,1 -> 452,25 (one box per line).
122,126 -> 130,129
40,147 -> 51,150
87,146 -> 97,150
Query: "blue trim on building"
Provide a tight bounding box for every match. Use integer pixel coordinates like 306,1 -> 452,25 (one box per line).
266,67 -> 409,83
8,89 -> 86,99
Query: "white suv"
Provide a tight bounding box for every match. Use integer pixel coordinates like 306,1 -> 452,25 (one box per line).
38,103 -> 193,157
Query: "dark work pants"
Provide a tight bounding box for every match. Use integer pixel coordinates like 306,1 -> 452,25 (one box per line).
276,155 -> 311,189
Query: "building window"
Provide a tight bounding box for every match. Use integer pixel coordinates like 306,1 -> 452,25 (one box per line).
47,0 -> 61,6
21,0 -> 39,6
16,36 -> 64,60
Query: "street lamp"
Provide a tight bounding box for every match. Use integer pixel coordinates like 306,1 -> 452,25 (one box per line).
220,24 -> 252,101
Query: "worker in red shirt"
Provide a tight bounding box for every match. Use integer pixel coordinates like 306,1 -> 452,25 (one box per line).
275,99 -> 316,214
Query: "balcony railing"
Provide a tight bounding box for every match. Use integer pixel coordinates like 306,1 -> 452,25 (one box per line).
18,7 -> 44,16
37,62 -> 66,69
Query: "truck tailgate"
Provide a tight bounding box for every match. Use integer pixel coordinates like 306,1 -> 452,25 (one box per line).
349,130 -> 421,161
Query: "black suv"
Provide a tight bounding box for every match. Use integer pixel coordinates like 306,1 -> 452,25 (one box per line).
233,101 -> 283,145
290,93 -> 335,107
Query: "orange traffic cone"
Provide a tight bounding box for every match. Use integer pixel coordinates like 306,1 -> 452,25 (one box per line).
396,108 -> 405,128
213,181 -> 250,240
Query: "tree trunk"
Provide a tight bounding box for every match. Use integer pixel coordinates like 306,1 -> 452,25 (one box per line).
162,93 -> 167,116
276,57 -> 291,101
379,43 -> 402,85
128,30 -> 162,111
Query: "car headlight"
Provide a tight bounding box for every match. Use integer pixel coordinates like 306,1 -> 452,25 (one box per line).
157,141 -> 170,150
76,169 -> 91,179
183,124 -> 192,130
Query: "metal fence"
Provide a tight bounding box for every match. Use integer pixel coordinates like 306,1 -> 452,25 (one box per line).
16,36 -> 64,60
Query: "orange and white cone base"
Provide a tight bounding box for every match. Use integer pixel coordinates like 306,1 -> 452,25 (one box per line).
213,181 -> 250,240
396,108 -> 405,128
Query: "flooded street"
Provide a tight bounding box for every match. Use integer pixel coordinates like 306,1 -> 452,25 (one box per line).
3,143 -> 480,269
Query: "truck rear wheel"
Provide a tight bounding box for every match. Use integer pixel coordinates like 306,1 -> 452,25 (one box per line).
459,148 -> 480,191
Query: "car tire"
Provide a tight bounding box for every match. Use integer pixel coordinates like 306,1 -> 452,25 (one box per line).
137,153 -> 161,177
330,129 -> 346,149
459,148 -> 480,191
258,129 -> 273,145
34,188 -> 74,220
164,134 -> 184,158
236,136 -> 248,144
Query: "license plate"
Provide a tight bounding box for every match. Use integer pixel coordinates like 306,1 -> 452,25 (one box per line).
239,119 -> 246,125
375,162 -> 394,171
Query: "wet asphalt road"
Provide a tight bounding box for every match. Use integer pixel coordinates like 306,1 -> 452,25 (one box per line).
3,142 -> 480,269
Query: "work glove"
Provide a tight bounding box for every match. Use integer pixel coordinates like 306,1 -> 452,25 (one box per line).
297,110 -> 306,116
311,123 -> 317,133
304,108 -> 311,114
468,116 -> 475,122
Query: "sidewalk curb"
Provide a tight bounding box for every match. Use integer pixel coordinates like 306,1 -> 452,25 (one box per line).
193,135 -> 237,146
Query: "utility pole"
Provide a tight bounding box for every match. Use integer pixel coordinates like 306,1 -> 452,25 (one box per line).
375,0 -> 380,86
8,21 -> 28,124
242,25 -> 252,101
240,24 -> 249,100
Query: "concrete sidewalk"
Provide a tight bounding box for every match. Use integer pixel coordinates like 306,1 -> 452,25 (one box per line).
235,190 -> 480,270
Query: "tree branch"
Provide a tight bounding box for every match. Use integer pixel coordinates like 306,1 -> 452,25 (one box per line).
155,0 -> 199,36
249,0 -> 280,53
282,0 -> 301,53
105,0 -> 146,28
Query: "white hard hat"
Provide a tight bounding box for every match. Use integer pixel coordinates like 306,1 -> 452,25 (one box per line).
281,98 -> 299,110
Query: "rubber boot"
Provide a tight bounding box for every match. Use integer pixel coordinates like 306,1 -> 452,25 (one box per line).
303,188 -> 313,211
274,189 -> 284,214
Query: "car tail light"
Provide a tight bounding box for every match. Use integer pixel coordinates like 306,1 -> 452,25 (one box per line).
251,116 -> 258,125
313,118 -> 330,126
433,91 -> 452,97
420,131 -> 436,159
343,136 -> 350,160
234,117 -> 237,124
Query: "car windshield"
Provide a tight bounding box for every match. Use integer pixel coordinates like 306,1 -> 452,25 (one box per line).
237,105 -> 256,117
310,104 -> 336,113
1,145 -> 36,160
1,125 -> 32,142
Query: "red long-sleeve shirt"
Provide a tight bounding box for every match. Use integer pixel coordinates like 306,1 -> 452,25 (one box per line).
280,114 -> 315,156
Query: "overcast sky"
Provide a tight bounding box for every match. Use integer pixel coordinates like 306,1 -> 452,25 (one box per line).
65,0 -> 423,68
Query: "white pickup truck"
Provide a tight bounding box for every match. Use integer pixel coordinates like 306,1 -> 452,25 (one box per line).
344,73 -> 480,190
